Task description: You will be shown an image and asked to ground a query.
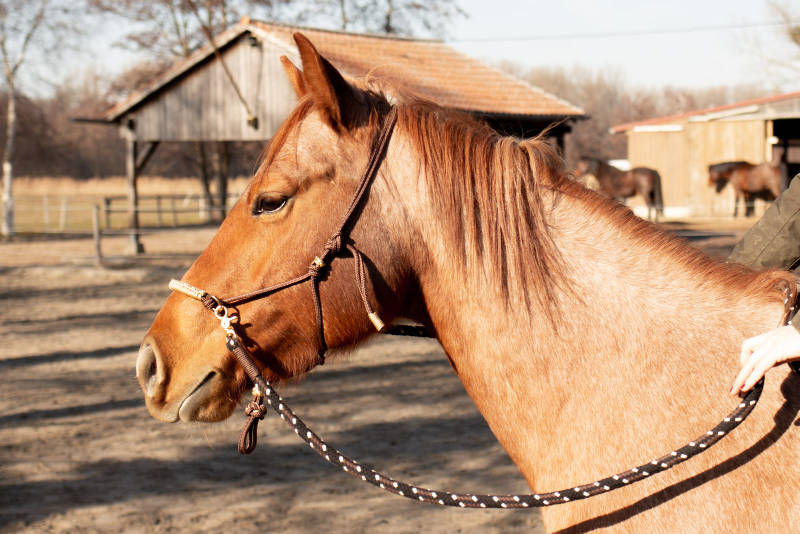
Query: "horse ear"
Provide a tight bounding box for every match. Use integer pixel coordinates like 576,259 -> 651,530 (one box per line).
292,32 -> 362,127
280,55 -> 307,98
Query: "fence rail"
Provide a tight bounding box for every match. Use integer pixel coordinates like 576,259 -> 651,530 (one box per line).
13,192 -> 242,234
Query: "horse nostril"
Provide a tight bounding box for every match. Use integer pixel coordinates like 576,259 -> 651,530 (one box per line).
136,342 -> 165,399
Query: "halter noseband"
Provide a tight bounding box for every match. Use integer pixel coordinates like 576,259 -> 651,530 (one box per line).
166,104 -> 800,509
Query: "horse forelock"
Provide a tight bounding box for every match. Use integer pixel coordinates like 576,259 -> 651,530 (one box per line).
395,99 -> 569,318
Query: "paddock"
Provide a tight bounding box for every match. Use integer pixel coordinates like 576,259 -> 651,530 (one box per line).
0,221 -> 750,533
0,227 -> 539,533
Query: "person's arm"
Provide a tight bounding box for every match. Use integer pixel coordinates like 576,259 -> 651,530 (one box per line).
729,173 -> 800,393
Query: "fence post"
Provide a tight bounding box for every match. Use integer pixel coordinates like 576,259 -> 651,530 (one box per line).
43,195 -> 50,232
170,196 -> 177,226
199,195 -> 207,220
156,195 -> 163,227
104,197 -> 111,229
92,204 -> 103,267
59,197 -> 68,231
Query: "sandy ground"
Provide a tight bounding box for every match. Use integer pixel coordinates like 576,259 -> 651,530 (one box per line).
0,222 -> 746,534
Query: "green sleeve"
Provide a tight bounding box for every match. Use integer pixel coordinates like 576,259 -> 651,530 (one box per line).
729,173 -> 800,270
730,173 -> 800,335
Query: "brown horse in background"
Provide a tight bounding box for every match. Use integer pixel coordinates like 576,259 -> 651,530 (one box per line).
137,34 -> 800,533
574,157 -> 664,220
708,161 -> 781,217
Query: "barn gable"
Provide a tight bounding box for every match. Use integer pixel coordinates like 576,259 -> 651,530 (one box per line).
105,19 -> 585,143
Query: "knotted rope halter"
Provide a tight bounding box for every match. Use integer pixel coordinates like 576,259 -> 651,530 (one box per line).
168,106 -> 799,508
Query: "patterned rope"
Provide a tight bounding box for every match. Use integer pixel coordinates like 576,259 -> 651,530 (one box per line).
227,335 -> 763,508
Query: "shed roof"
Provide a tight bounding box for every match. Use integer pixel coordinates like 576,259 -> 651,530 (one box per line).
610,90 -> 800,134
105,18 -> 584,122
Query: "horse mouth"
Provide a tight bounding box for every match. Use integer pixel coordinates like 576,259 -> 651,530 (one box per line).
177,371 -> 217,421
176,369 -> 239,422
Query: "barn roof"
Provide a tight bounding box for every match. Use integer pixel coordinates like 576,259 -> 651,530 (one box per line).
105,18 -> 584,122
610,90 -> 800,134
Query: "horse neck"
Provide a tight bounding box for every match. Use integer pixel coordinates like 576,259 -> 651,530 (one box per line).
383,155 -> 787,487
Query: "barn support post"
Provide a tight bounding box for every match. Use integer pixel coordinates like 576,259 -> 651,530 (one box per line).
122,121 -> 143,254
121,119 -> 159,255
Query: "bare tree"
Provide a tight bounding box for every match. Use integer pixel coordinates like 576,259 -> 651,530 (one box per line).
294,0 -> 465,36
502,62 -> 769,169
0,0 -> 48,237
767,1 -> 800,87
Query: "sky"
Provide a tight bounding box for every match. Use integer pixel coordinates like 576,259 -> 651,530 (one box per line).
446,0 -> 798,91
74,0 -> 798,97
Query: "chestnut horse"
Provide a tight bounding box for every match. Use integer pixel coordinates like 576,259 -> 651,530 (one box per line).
574,157 -> 664,221
137,34 -> 800,532
708,161 -> 782,217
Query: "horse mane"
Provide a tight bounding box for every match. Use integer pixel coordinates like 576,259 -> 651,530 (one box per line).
396,99 -> 569,313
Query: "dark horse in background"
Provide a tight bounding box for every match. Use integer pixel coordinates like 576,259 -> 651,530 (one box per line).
574,157 -> 664,221
708,161 -> 782,217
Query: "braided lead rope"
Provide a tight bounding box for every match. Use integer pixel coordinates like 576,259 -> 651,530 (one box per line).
226,335 -> 761,508
170,276 -> 800,507
221,281 -> 800,506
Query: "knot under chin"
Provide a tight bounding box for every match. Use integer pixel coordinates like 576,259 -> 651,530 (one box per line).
239,393 -> 266,454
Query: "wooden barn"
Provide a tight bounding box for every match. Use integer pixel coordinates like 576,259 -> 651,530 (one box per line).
611,91 -> 800,218
100,18 -> 584,251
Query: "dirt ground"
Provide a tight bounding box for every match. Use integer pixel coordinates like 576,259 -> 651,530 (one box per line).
0,221 -> 749,534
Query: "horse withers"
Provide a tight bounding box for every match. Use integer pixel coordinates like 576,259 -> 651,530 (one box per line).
137,33 -> 800,533
708,161 -> 782,217
574,157 -> 664,221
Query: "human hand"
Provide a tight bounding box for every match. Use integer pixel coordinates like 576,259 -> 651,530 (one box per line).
731,324 -> 800,394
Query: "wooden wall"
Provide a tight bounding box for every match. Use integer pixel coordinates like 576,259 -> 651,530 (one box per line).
131,34 -> 298,142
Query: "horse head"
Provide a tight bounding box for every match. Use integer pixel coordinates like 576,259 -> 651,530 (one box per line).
708,161 -> 751,193
573,156 -> 596,178
136,34 -> 416,423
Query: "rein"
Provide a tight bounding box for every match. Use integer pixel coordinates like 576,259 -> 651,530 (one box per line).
167,105 -> 800,508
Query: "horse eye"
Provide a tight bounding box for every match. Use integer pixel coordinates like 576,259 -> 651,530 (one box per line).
252,195 -> 288,216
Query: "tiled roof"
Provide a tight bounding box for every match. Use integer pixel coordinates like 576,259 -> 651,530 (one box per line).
106,19 -> 584,121
610,90 -> 800,133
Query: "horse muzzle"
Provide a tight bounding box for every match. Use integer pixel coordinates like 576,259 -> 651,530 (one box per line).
136,338 -> 236,422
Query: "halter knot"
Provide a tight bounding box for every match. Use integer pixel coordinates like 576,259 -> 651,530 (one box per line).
245,399 -> 266,419
324,233 -> 344,255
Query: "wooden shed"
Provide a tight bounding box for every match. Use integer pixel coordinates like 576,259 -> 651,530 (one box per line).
101,18 -> 584,251
611,91 -> 800,218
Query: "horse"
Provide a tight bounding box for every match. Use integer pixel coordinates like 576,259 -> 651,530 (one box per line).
574,157 -> 664,221
136,34 -> 800,533
708,161 -> 782,217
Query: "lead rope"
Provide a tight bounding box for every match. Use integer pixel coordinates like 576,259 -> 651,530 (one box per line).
167,278 -> 798,508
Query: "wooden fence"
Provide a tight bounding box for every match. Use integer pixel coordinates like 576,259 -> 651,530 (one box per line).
13,193 -> 241,234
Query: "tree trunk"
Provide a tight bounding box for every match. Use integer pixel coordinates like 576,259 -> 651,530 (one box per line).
194,141 -> 214,223
383,0 -> 394,33
1,88 -> 15,237
213,141 -> 230,221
